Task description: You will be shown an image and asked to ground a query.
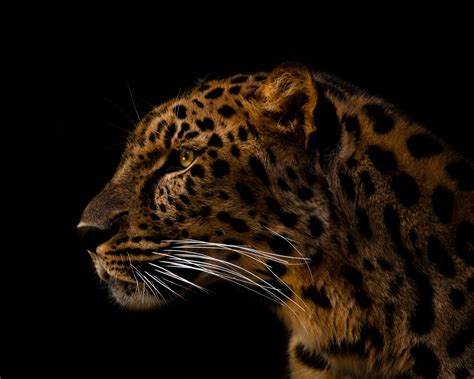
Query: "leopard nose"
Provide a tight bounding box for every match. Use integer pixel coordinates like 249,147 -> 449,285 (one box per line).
78,180 -> 130,253
77,223 -> 118,253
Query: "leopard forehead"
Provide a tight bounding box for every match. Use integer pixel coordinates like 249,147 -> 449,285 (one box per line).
121,73 -> 267,167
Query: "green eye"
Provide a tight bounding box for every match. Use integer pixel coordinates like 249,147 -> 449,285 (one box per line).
179,149 -> 195,168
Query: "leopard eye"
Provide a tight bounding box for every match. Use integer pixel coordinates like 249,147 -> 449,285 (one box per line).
179,149 -> 195,168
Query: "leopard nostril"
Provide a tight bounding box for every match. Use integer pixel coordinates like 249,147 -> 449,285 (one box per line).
77,224 -> 118,253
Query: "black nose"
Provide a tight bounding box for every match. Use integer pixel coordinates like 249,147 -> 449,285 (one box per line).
77,224 -> 118,252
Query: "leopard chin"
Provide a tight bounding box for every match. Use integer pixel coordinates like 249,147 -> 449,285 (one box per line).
90,255 -> 164,310
108,279 -> 163,311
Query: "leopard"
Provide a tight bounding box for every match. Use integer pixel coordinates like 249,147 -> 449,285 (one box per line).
78,62 -> 474,378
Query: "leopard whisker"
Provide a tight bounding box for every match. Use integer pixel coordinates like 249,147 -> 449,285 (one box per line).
149,262 -> 210,294
264,227 -> 314,282
136,269 -> 160,300
178,242 -> 314,310
163,253 -> 286,301
127,253 -> 141,295
265,265 -> 310,314
166,250 -> 307,313
201,231 -> 312,313
160,276 -> 190,291
126,81 -> 140,122
162,259 -> 287,306
134,268 -> 166,304
161,257 -> 309,326
144,271 -> 185,301
166,243 -> 308,279
166,255 -> 278,290
132,268 -> 150,298
130,263 -> 146,298
164,255 -> 264,287
169,244 -> 284,267
166,249 -> 278,289
166,239 -> 310,263
166,247 -> 309,313
99,96 -> 136,129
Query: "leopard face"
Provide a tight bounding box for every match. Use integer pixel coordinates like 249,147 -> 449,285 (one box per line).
78,65 -> 323,310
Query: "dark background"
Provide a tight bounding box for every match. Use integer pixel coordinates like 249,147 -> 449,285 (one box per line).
6,13 -> 473,379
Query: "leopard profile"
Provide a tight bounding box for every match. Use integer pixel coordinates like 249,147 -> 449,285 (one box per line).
78,63 -> 474,378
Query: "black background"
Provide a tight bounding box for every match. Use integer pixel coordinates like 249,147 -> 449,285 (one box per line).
7,12 -> 474,379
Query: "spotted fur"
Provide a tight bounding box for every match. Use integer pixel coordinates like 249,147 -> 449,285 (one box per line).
79,63 -> 474,378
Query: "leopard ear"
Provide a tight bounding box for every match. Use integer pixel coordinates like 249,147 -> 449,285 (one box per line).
257,62 -> 317,147
257,62 -> 341,157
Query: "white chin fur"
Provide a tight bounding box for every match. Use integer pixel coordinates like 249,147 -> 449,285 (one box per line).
109,283 -> 163,311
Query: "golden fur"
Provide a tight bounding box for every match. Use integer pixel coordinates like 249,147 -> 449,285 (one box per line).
80,63 -> 474,378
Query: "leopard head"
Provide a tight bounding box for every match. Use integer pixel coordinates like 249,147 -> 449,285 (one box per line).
78,63 -> 333,310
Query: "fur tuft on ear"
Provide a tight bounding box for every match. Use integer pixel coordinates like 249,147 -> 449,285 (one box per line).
259,62 -> 317,123
252,62 -> 342,159
254,62 -> 318,146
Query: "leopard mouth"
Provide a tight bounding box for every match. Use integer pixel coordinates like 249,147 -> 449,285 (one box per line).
91,252 -> 204,309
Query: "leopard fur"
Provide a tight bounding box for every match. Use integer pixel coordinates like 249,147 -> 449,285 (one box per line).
79,63 -> 474,378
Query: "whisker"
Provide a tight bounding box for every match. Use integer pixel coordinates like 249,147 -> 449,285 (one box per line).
127,253 -> 141,295
100,96 -> 137,128
259,230 -> 314,311
135,95 -> 155,109
162,259 -> 286,306
132,268 -> 150,299
103,121 -> 132,137
135,268 -> 165,304
162,254 -> 282,296
163,258 -> 309,328
166,239 -> 310,262
264,227 -> 314,282
165,249 -> 274,286
160,276 -> 190,291
168,249 -> 306,311
155,238 -> 311,323
165,250 -> 307,313
145,271 -> 185,300
161,253 -> 309,325
165,256 -> 277,290
149,262 -> 210,293
171,245 -> 272,267
265,265 -> 310,313
126,81 -> 140,122
164,243 -> 308,275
